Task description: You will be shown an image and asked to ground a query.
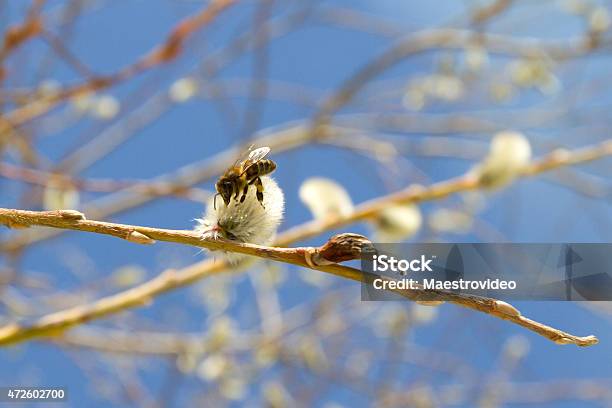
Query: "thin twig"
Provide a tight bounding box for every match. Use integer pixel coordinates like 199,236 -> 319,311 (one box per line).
0,0 -> 237,129
311,28 -> 609,136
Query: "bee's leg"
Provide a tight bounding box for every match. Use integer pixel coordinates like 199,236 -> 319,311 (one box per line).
239,184 -> 249,203
252,177 -> 265,207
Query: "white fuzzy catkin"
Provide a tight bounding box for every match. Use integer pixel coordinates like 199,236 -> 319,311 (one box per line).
169,77 -> 198,102
43,179 -> 79,211
472,130 -> 532,188
373,204 -> 422,242
91,95 -> 120,119
299,177 -> 353,220
195,176 -> 284,263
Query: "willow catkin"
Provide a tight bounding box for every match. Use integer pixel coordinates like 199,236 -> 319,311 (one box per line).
195,176 -> 284,263
472,130 -> 532,188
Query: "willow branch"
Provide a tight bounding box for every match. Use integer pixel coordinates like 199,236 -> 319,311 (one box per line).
277,139 -> 612,245
311,28 -> 610,135
0,124 -> 312,253
0,221 -> 598,347
1,0 -> 237,129
1,140 -> 610,347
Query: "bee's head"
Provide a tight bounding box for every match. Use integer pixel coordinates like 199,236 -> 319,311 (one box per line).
215,179 -> 234,209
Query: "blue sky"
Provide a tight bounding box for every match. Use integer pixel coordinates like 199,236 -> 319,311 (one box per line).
1,1 -> 612,407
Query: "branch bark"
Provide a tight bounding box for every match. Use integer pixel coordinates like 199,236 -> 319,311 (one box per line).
0,217 -> 599,347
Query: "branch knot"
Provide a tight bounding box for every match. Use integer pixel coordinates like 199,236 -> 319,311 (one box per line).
305,233 -> 374,267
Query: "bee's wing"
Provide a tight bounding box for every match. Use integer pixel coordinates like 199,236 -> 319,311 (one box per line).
247,146 -> 270,162
230,144 -> 255,167
240,146 -> 271,175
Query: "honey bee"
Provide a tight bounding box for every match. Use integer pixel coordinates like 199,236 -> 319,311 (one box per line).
214,146 -> 277,209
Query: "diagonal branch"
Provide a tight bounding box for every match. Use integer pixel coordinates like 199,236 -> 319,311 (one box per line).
277,139 -> 612,245
0,216 -> 599,347
1,0 -> 237,129
1,140 -> 610,347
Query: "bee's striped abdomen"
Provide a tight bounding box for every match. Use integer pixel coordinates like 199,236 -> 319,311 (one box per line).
245,160 -> 276,179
